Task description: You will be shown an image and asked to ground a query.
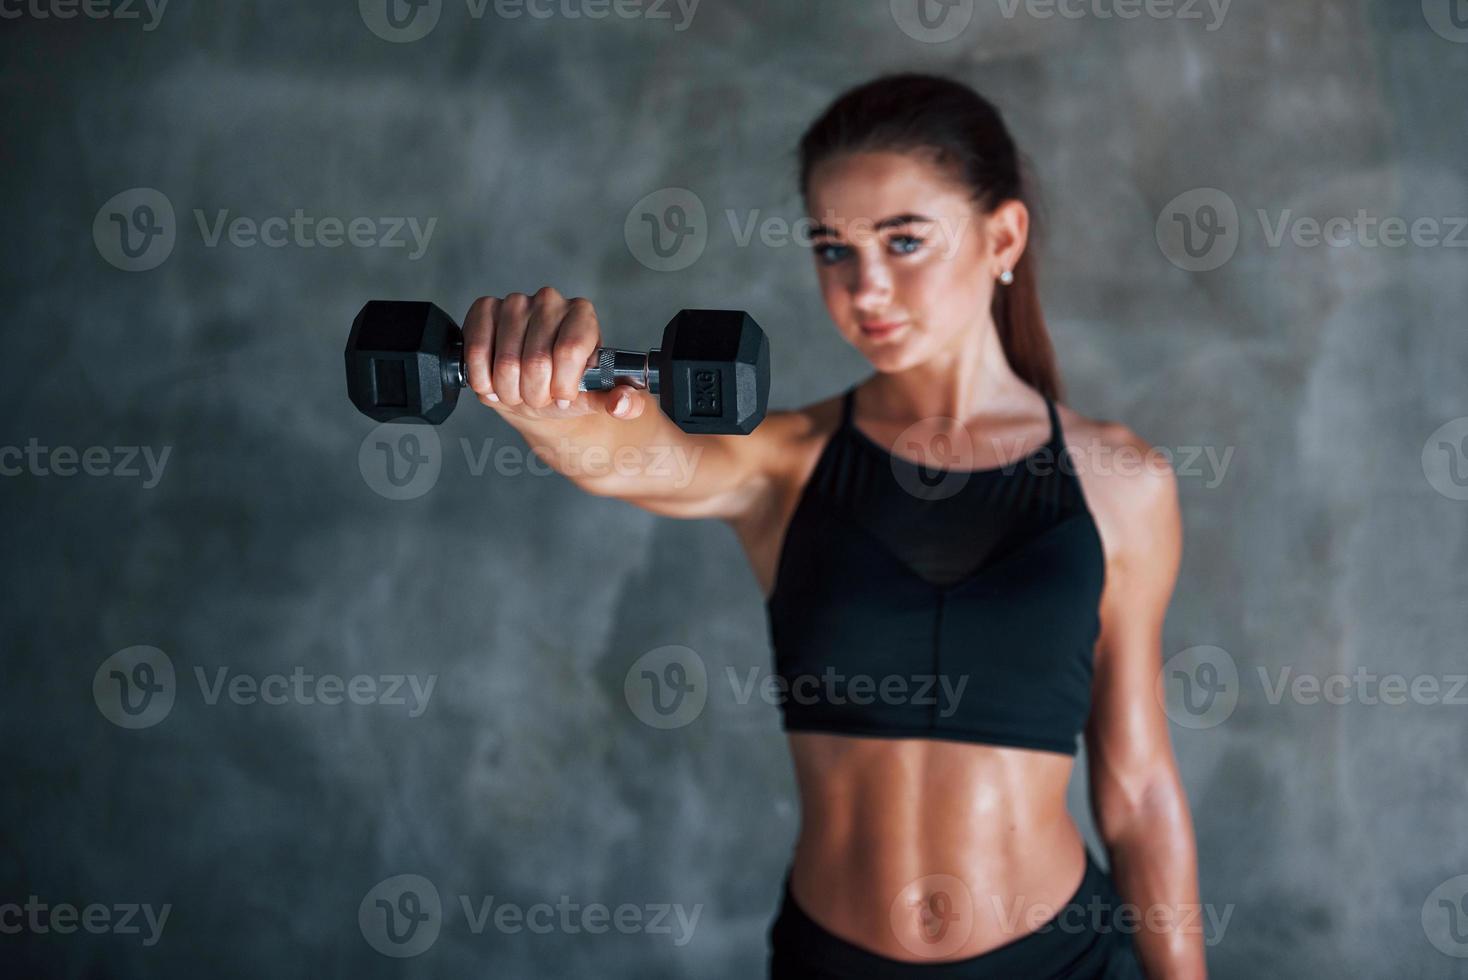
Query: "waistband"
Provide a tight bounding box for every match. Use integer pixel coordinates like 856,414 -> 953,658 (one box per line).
768,848 -> 1130,979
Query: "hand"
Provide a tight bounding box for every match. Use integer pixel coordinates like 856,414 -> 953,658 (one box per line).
461,286 -> 649,422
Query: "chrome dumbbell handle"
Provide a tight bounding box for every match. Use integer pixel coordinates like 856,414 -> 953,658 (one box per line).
448,345 -> 662,393
576,347 -> 663,393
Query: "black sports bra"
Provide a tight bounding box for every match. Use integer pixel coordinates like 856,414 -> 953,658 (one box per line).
764,384 -> 1106,755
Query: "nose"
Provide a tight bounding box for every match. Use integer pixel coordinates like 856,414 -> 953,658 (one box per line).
850,253 -> 893,315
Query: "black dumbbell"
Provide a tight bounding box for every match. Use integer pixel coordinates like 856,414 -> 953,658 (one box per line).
345,301 -> 770,434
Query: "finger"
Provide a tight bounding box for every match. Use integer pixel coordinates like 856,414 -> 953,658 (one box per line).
551,298 -> 601,409
462,296 -> 499,401
520,286 -> 566,409
589,385 -> 647,421
491,292 -> 532,406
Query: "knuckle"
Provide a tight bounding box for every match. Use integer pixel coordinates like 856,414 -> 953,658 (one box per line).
552,337 -> 583,362
462,346 -> 488,380
521,349 -> 555,375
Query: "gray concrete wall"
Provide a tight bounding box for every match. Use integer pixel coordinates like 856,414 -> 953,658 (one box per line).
2,1 -> 1465,976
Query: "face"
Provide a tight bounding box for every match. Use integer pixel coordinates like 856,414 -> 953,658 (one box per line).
804,150 -> 1027,372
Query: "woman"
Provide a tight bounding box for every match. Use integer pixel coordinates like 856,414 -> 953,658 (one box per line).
462,73 -> 1205,979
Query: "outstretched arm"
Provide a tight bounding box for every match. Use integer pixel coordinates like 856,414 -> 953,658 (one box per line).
465,286 -> 774,521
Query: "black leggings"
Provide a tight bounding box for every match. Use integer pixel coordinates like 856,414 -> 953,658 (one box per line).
767,847 -> 1146,979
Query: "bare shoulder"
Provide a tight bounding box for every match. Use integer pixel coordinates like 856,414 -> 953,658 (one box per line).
707,390 -> 844,598
722,390 -> 843,529
770,390 -> 846,461
1054,401 -> 1182,574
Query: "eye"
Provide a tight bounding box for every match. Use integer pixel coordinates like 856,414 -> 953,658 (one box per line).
814,242 -> 850,265
889,234 -> 925,255
813,235 -> 925,265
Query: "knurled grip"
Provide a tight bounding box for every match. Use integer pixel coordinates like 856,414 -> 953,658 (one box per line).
578,348 -> 617,391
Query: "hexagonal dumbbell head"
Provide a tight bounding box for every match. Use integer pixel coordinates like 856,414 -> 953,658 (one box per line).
345,301 -> 462,424
654,310 -> 770,435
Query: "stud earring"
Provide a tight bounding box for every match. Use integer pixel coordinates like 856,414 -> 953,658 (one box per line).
998,268 -> 1014,285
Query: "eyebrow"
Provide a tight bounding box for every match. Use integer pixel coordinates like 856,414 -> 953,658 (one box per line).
808,213 -> 936,238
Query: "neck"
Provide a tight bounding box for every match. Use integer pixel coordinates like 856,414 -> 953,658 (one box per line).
860,313 -> 1035,423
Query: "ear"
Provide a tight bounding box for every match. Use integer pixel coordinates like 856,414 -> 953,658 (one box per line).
984,198 -> 1030,274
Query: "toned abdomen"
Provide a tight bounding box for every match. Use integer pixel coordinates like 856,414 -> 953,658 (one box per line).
786,731 -> 1089,963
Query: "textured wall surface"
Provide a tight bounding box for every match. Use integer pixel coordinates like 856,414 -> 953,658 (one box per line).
2,1 -> 1466,976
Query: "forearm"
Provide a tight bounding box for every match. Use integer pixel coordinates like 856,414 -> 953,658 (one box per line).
488,393 -> 705,498
1101,780 -> 1210,979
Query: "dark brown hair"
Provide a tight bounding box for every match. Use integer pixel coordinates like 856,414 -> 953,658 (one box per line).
798,72 -> 1062,402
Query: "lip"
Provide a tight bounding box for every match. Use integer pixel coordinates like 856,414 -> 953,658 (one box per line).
859,321 -> 908,337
